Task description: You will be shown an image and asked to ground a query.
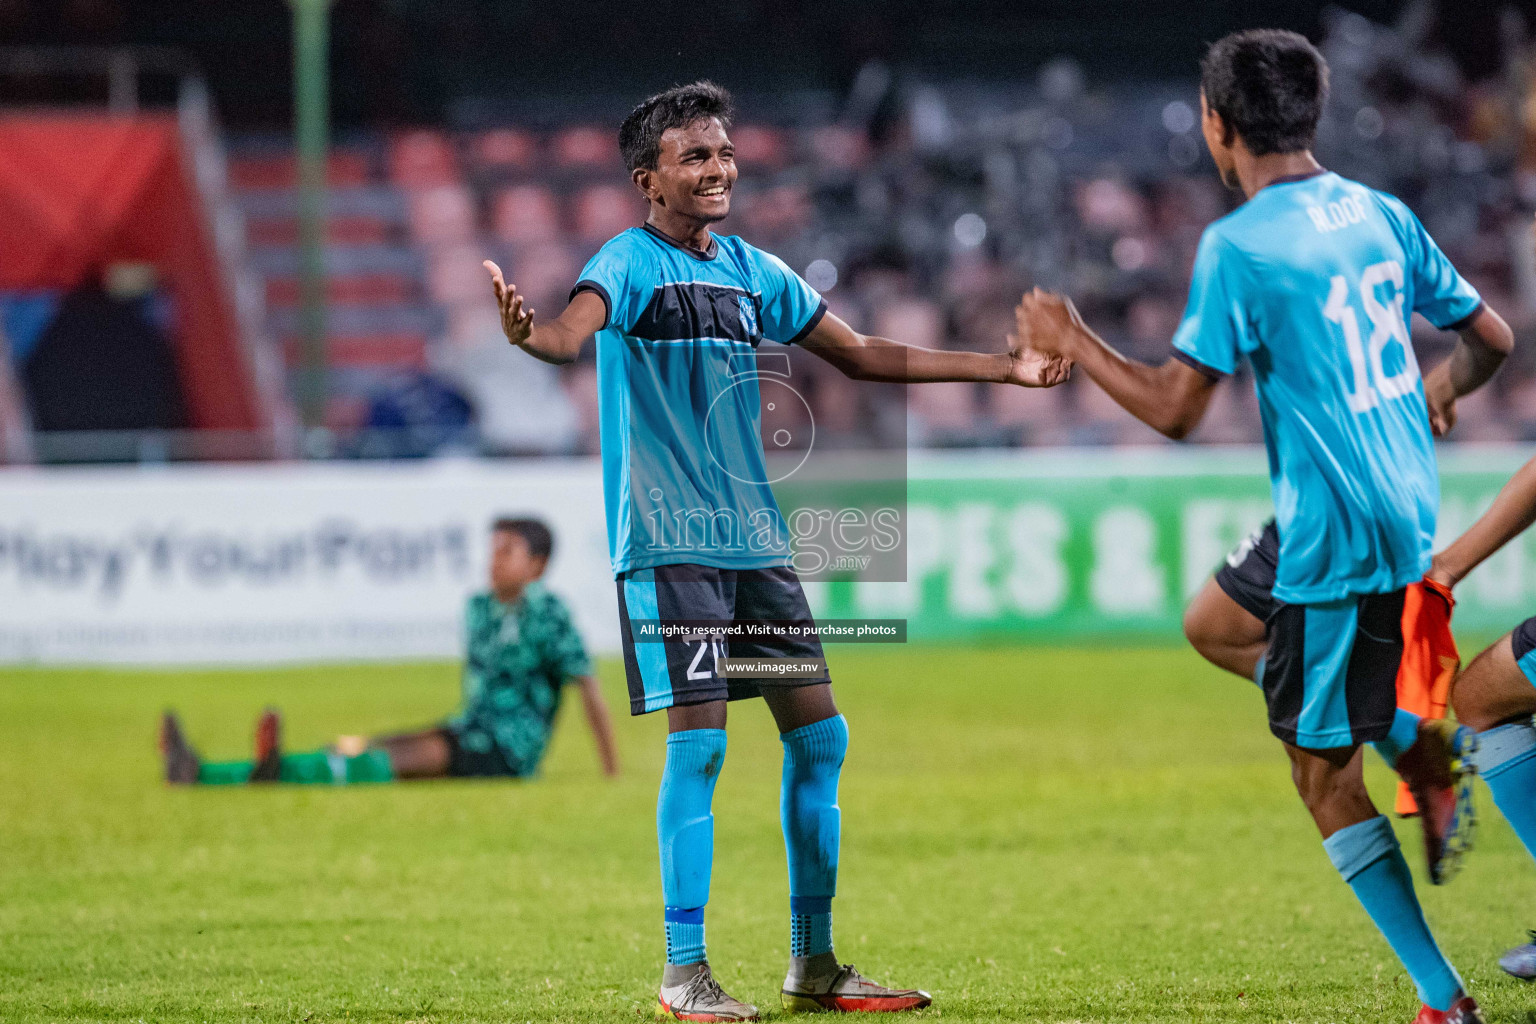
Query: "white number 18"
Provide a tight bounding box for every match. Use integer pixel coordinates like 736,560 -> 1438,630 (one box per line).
1323,259 -> 1416,413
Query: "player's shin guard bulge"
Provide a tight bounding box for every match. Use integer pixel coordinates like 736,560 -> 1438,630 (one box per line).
1324,816 -> 1467,1014
781,715 -> 847,959
658,729 -> 727,967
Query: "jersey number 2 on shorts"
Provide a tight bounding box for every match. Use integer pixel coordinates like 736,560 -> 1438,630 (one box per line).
1323,260 -> 1416,414
688,636 -> 727,681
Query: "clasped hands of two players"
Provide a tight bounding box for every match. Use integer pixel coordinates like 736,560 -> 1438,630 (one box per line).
485,259 -> 1074,388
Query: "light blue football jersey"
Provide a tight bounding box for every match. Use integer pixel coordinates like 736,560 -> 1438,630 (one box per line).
1172,171 -> 1482,604
573,225 -> 827,576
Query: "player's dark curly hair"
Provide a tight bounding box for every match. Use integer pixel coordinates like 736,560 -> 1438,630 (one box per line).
1200,29 -> 1329,156
493,517 -> 553,560
618,80 -> 735,172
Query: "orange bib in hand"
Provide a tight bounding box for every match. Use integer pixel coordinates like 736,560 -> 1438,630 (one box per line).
1394,578 -> 1459,816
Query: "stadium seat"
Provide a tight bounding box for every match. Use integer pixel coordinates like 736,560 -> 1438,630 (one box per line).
265,274 -> 416,307
508,242 -> 579,311
282,333 -> 428,369
426,243 -> 497,305
446,304 -> 502,348
552,125 -> 617,168
227,150 -> 371,190
406,185 -> 478,245
1074,374 -> 1148,444
990,376 -> 1070,444
490,184 -> 562,244
560,361 -> 601,452
730,124 -> 788,168
871,297 -> 942,351
322,393 -> 369,433
1185,382 -> 1253,444
806,365 -> 862,437
387,129 -> 460,188
909,380 -> 977,436
809,125 -> 870,172
469,127 -> 540,172
738,184 -> 811,240
572,184 -> 640,241
244,216 -> 392,247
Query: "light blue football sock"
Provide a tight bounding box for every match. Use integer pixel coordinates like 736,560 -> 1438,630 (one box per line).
782,714 -> 847,958
1475,719 -> 1536,861
1371,709 -> 1423,770
658,728 -> 726,965
1324,815 -> 1463,1011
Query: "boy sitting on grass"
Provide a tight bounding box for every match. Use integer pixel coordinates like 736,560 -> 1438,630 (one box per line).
159,517 -> 619,784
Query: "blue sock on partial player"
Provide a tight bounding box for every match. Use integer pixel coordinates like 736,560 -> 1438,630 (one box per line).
1370,708 -> 1423,770
781,714 -> 847,959
1324,815 -> 1463,1011
658,729 -> 726,965
1475,718 -> 1536,860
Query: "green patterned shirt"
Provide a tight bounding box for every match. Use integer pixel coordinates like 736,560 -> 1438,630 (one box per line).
448,582 -> 592,776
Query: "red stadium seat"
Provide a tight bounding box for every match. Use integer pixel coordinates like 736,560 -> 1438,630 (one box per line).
871,297 -> 942,351
730,124 -> 788,168
561,361 -> 601,452
227,151 -> 371,190
807,366 -> 862,436
509,242 -> 578,311
552,125 -> 617,168
739,184 -> 811,240
809,125 -> 870,171
244,216 -> 391,247
910,381 -> 976,433
572,184 -> 639,241
426,243 -> 496,305
469,128 -> 540,171
446,304 -> 503,347
283,333 -> 428,369
406,185 -> 478,245
387,129 -> 460,188
490,184 -> 562,244
990,374 -> 1066,433
265,274 -> 416,307
323,394 -> 370,432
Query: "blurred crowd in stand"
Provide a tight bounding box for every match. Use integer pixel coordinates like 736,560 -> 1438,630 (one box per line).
227,9 -> 1536,456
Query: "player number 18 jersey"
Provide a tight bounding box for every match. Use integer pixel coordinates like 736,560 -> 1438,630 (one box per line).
1171,171 -> 1482,604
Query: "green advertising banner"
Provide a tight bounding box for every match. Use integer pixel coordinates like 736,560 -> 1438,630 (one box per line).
807,447 -> 1536,643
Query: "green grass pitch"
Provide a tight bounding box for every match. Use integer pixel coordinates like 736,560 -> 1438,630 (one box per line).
3,646 -> 1536,1023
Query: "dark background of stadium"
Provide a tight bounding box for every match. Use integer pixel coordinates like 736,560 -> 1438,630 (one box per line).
2,0 -> 1511,126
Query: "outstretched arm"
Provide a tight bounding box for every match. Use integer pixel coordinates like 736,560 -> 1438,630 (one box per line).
575,675 -> 620,777
1429,455 -> 1536,589
798,309 -> 1071,387
484,260 -> 605,366
1422,305 -> 1514,436
1014,289 -> 1218,439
